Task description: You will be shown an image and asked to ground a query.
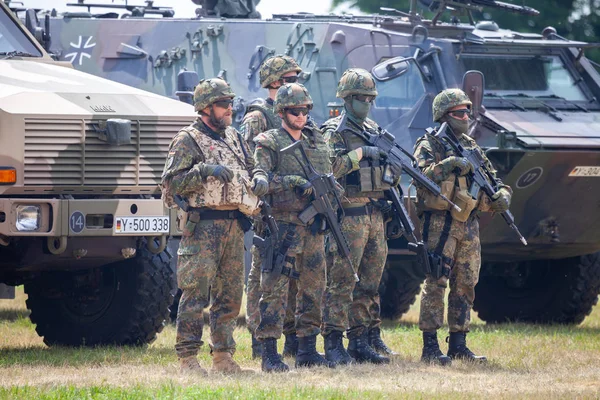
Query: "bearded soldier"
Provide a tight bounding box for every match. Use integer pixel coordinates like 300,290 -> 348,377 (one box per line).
241,55 -> 302,359
253,83 -> 333,372
161,78 -> 269,374
320,68 -> 399,365
414,88 -> 512,365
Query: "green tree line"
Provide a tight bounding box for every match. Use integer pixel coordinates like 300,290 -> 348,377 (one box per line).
332,0 -> 600,63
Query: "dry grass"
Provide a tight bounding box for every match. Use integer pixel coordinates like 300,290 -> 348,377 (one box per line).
1,287 -> 599,399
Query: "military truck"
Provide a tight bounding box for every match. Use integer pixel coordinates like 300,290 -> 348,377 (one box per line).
38,0 -> 600,324
0,0 -> 196,346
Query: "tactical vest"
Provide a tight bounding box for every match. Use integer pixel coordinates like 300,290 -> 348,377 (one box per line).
246,98 -> 281,130
260,126 -> 331,214
181,122 -> 259,215
335,118 -> 391,201
415,131 -> 491,221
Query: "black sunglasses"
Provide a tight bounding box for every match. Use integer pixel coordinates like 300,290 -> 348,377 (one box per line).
280,76 -> 299,84
354,94 -> 375,103
447,108 -> 471,118
285,107 -> 310,117
213,99 -> 234,108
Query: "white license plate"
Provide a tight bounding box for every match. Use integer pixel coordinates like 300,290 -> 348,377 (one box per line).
114,216 -> 170,234
569,166 -> 600,177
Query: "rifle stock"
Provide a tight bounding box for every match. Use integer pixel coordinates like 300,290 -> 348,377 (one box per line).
280,141 -> 359,282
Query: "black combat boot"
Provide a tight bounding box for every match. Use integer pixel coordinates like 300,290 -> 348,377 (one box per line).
261,338 -> 289,373
421,331 -> 452,366
447,332 -> 487,363
368,327 -> 398,356
347,330 -> 390,364
251,335 -> 263,359
282,333 -> 298,357
324,331 -> 354,366
295,334 -> 335,368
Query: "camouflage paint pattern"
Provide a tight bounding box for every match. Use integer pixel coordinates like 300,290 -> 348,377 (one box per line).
274,83 -> 313,114
240,98 -> 281,152
259,55 -> 302,88
255,222 -> 326,340
432,88 -> 472,122
336,68 -> 378,99
193,78 -> 236,112
175,218 -> 245,357
322,211 -> 387,338
418,212 -> 481,332
321,113 -> 389,338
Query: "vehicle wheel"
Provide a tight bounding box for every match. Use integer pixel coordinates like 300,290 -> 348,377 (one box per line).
474,252 -> 600,325
25,238 -> 175,346
379,256 -> 425,320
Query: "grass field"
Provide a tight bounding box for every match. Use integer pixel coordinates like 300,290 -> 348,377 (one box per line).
1,287 -> 599,399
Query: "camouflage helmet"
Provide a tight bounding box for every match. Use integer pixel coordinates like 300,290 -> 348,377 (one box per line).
193,78 -> 235,112
259,55 -> 302,88
274,83 -> 313,114
336,68 -> 378,99
432,88 -> 472,122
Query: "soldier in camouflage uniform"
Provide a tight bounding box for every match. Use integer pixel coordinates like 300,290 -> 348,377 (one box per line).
414,88 -> 512,365
161,78 -> 269,374
253,83 -> 333,372
321,68 -> 399,365
241,55 -> 302,359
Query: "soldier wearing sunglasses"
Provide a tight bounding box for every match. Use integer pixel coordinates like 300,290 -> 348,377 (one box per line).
241,55 -> 303,360
413,88 -> 512,366
161,78 -> 268,375
253,83 -> 335,372
320,68 -> 399,366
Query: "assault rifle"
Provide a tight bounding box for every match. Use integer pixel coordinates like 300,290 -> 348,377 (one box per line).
338,115 -> 461,213
281,141 -> 359,282
435,122 -> 528,246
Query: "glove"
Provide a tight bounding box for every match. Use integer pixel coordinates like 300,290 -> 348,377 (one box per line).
361,146 -> 388,161
440,156 -> 473,176
295,181 -> 314,199
251,175 -> 269,197
386,163 -> 402,185
490,187 -> 512,212
202,164 -> 234,183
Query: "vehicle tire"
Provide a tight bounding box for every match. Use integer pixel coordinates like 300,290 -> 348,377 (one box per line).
379,256 -> 425,320
25,238 -> 175,346
474,252 -> 600,325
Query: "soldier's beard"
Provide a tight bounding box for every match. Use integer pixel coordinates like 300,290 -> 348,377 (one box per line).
208,109 -> 232,131
283,114 -> 306,131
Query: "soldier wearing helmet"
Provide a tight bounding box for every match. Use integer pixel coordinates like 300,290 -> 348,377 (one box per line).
253,83 -> 334,372
241,55 -> 302,361
161,77 -> 268,375
320,68 -> 399,366
413,88 -> 512,366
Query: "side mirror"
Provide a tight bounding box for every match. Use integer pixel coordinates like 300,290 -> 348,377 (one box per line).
462,70 -> 484,119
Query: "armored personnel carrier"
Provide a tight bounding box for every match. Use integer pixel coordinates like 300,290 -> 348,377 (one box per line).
38,0 -> 600,324
0,0 -> 196,346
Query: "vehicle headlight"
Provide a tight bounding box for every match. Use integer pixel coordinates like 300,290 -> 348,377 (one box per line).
16,205 -> 40,232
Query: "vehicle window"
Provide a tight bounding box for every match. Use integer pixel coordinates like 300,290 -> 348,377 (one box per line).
0,7 -> 42,55
374,61 -> 426,108
462,55 -> 586,101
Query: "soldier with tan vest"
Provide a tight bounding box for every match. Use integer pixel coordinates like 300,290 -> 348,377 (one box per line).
161,78 -> 268,374
414,88 -> 512,366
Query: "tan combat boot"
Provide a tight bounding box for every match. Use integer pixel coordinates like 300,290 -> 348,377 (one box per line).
211,351 -> 242,374
179,355 -> 208,375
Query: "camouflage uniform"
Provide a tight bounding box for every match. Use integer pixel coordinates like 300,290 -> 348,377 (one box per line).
415,88 -> 511,364
241,55 -> 302,352
321,68 -> 395,365
162,78 -> 266,366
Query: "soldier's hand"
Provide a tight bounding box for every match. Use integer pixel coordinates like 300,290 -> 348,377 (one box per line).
361,146 -> 388,161
203,164 -> 234,183
251,175 -> 269,197
490,187 -> 512,212
295,180 -> 313,199
441,156 -> 473,176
